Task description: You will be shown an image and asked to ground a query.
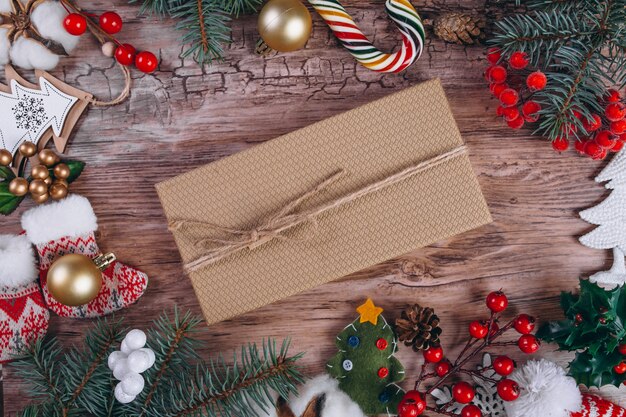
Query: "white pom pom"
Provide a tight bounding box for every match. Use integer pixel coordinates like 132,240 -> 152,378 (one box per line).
128,349 -> 151,374
113,358 -> 131,381
114,383 -> 136,404
124,329 -> 147,350
30,2 -> 79,54
108,351 -> 127,371
504,359 -> 582,417
120,372 -> 145,396
0,28 -> 10,66
120,339 -> 133,355
138,348 -> 156,369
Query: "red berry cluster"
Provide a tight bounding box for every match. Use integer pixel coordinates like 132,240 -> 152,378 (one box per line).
397,291 -> 539,417
485,48 -> 546,131
62,7 -> 158,73
613,344 -> 626,376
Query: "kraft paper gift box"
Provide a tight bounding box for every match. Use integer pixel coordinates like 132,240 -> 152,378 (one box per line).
156,79 -> 492,325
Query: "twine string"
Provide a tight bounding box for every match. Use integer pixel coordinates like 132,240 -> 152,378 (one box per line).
169,145 -> 468,272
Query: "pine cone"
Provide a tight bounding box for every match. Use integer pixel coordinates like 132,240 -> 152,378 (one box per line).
395,304 -> 442,352
433,12 -> 486,45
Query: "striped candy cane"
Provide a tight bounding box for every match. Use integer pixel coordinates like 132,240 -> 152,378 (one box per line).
308,0 -> 425,73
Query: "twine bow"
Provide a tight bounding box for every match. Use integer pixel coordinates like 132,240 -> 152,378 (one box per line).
169,145 -> 467,273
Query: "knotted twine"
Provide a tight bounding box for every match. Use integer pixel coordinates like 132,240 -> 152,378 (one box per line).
169,145 -> 467,273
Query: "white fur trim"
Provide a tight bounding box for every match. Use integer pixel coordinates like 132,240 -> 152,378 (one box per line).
22,195 -> 98,244
0,234 -> 37,288
31,2 -> 80,54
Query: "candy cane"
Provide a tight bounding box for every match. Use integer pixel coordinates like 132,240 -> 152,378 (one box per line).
308,0 -> 425,73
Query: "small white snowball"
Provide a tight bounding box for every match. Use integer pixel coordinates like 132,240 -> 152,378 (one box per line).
113,358 -> 131,381
128,349 -> 151,374
138,348 -> 156,369
108,351 -> 127,371
120,339 -> 132,355
124,329 -> 147,350
10,37 -> 59,70
0,28 -> 10,69
120,373 -> 145,396
31,2 -> 79,53
114,383 -> 136,404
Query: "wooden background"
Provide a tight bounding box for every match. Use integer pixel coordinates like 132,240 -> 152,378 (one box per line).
3,0 -> 625,414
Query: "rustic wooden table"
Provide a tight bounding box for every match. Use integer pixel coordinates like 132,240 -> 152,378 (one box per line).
3,0 -> 624,415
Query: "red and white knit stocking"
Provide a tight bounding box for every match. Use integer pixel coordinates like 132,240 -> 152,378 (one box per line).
21,195 -> 148,318
572,394 -> 626,417
0,234 -> 49,362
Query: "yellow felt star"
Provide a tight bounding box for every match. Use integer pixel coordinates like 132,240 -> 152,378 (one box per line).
357,298 -> 383,325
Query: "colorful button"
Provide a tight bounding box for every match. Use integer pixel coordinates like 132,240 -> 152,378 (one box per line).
377,367 -> 389,378
348,336 -> 360,348
379,391 -> 391,404
342,360 -> 353,371
376,338 -> 388,350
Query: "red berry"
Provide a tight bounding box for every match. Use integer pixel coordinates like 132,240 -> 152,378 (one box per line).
574,139 -> 588,154
452,381 -> 475,404
611,119 -> 626,135
507,116 -> 525,129
518,334 -> 540,354
502,107 -> 520,122
513,314 -> 536,334
499,89 -> 519,107
436,361 -> 451,377
99,11 -> 123,34
423,345 -> 444,363
378,367 -> 389,378
561,123 -> 577,135
469,320 -> 489,339
489,66 -> 508,84
496,106 -> 505,117
527,71 -> 547,91
489,320 -> 500,337
552,137 -> 569,152
497,379 -> 520,401
605,89 -> 621,103
522,101 -> 541,122
493,356 -> 515,376
618,344 -> 626,355
582,114 -> 603,132
509,51 -> 529,70
398,391 -> 426,417
115,44 -> 136,66
461,404 -> 482,417
614,362 -> 626,374
575,313 -> 584,323
487,47 -> 502,65
606,103 -> 626,122
573,109 -> 583,119
486,291 -> 508,313
612,140 -> 625,152
63,13 -> 87,36
585,141 -> 603,159
596,131 -> 617,149
135,51 -> 158,73
490,83 -> 508,98
484,66 -> 495,82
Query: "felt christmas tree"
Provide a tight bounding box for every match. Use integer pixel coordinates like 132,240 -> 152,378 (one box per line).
580,148 -> 626,288
326,299 -> 405,415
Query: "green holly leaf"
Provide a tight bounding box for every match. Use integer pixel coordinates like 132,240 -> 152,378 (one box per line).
0,182 -> 24,215
536,319 -> 573,344
0,166 -> 15,181
560,291 -> 578,315
569,350 -> 625,388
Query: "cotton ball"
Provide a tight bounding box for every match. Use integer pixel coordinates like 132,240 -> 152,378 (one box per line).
504,359 -> 582,417
31,2 -> 80,53
9,37 -> 59,70
113,358 -> 132,381
108,351 -> 127,371
114,383 -> 136,404
0,28 -> 10,66
120,372 -> 145,396
128,349 -> 152,374
124,329 -> 147,350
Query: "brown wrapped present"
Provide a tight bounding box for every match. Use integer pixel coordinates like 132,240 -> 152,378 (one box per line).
156,79 -> 492,325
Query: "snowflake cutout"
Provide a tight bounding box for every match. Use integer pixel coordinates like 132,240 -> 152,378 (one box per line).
12,96 -> 47,131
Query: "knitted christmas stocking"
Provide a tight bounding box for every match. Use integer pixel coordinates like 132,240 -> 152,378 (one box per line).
0,234 -> 49,362
21,195 -> 148,318
572,394 -> 626,417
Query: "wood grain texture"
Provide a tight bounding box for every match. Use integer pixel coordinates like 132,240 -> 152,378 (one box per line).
3,0 -> 625,414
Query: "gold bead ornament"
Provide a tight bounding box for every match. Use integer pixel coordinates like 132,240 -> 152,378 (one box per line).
19,141 -> 37,157
39,149 -> 60,167
29,178 -> 48,196
53,163 -> 71,179
47,253 -> 116,306
255,0 -> 312,55
8,177 -> 29,196
49,182 -> 69,200
31,164 -> 50,180
32,192 -> 49,204
0,149 -> 12,166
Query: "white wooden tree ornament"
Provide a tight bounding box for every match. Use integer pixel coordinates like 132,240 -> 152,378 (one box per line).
580,148 -> 626,288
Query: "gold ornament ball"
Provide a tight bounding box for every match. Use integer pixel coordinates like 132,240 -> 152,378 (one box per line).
54,179 -> 69,189
257,0 -> 312,52
32,192 -> 49,204
29,178 -> 48,196
38,149 -> 60,167
53,163 -> 71,179
0,149 -> 12,166
8,177 -> 29,196
47,254 -> 103,306
31,164 -> 50,180
44,176 -> 53,186
19,142 -> 37,157
49,182 -> 69,200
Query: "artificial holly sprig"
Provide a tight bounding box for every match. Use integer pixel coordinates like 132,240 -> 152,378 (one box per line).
397,291 -> 540,417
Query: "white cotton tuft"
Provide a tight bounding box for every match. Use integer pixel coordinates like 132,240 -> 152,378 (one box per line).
504,359 -> 582,417
9,36 -> 59,70
0,0 -> 11,13
30,2 -> 79,53
0,28 -> 10,65
0,234 -> 37,288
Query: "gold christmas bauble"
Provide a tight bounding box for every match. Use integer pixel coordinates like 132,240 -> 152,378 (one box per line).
19,142 -> 37,157
47,253 -> 115,306
54,179 -> 69,189
39,149 -> 60,167
257,0 -> 312,52
8,177 -> 28,196
53,163 -> 71,179
31,164 -> 50,180
49,182 -> 68,200
32,191 -> 49,204
44,177 -> 53,186
0,149 -> 12,166
29,178 -> 48,195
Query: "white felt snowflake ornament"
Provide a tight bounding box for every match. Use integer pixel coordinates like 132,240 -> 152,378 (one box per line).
0,0 -> 79,70
108,329 -> 156,404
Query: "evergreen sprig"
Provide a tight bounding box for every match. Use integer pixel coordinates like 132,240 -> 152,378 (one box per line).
12,309 -> 304,417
